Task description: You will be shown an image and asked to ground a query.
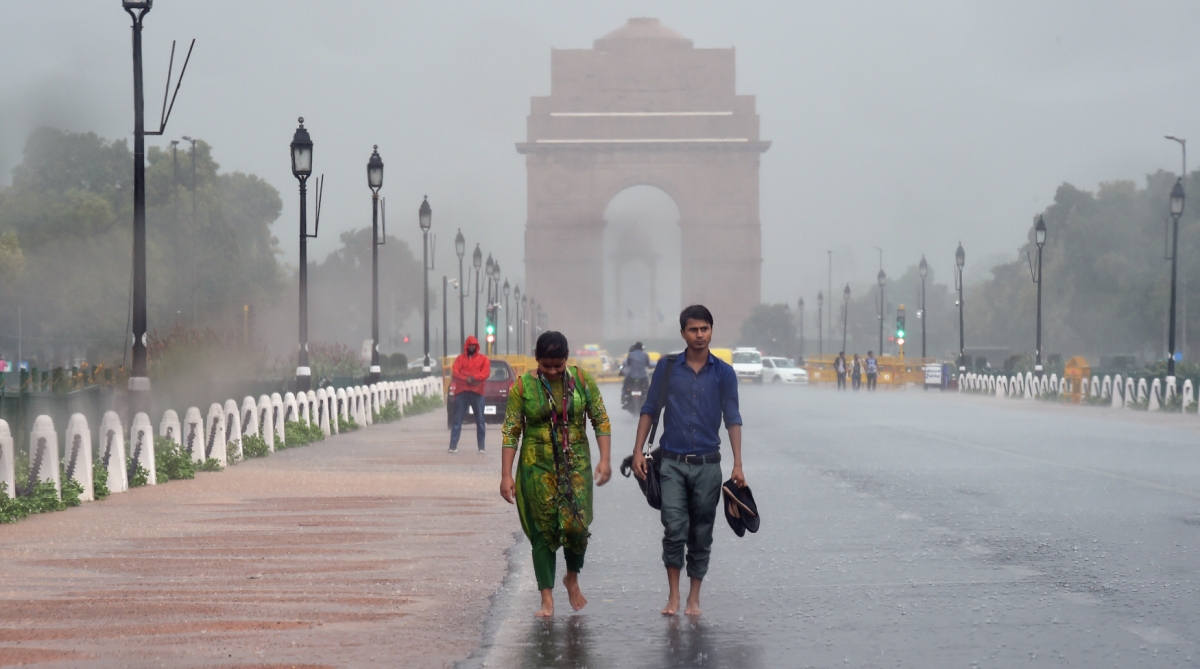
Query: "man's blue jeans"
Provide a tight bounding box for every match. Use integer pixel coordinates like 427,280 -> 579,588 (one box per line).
450,391 -> 486,451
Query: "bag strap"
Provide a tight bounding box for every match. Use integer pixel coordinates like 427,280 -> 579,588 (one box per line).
647,354 -> 678,449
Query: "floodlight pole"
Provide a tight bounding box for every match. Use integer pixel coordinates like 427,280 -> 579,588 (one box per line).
125,1 -> 152,411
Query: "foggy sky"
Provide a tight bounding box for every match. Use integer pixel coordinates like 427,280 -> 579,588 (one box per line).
4,1 -> 1200,314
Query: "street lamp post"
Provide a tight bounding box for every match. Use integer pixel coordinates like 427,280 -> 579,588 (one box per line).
442,275 -> 450,360
842,284 -> 851,351
123,0 -> 155,410
419,197 -> 432,373
503,280 -> 511,355
877,270 -> 886,355
1168,179 -> 1186,378
455,230 -> 465,351
472,245 -> 482,339
514,285 -> 522,353
955,243 -> 966,372
367,146 -> 384,384
290,118 -> 314,391
797,297 -> 804,361
817,292 -> 824,357
181,135 -> 198,326
919,256 -> 928,360
1031,217 -> 1047,375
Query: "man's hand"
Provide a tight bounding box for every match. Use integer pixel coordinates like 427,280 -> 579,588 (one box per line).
466,375 -> 476,385
730,463 -> 746,488
500,475 -> 516,504
631,449 -> 648,481
594,459 -> 612,486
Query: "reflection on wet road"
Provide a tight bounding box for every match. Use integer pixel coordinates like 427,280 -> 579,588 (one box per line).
464,384 -> 1200,668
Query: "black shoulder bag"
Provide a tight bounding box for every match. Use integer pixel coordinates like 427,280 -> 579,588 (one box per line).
620,354 -> 677,509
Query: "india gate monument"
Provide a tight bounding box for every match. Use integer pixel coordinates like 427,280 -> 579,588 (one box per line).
517,18 -> 770,344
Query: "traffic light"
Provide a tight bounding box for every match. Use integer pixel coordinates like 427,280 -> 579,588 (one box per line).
485,306 -> 497,346
895,304 -> 906,347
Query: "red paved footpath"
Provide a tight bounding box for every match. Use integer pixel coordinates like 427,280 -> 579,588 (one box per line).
0,410 -> 515,668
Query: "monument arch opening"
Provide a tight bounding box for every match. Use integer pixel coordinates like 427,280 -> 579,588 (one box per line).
517,17 -> 769,344
603,185 -> 682,341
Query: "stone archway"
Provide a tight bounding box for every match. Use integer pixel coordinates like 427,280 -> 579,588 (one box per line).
517,18 -> 769,344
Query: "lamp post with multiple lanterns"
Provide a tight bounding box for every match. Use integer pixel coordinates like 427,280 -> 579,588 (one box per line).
419,197 -> 432,373
367,146 -> 384,383
472,244 -> 482,339
290,118 -> 315,391
1032,217 -> 1047,375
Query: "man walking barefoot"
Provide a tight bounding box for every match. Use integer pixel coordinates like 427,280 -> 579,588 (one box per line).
632,305 -> 745,617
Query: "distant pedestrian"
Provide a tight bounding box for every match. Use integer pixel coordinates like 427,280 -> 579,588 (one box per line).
834,352 -> 847,390
449,335 -> 490,453
632,305 -> 746,617
851,354 -> 863,391
866,351 -> 878,391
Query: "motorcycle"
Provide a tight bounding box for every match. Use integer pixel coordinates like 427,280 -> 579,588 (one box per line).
622,376 -> 649,416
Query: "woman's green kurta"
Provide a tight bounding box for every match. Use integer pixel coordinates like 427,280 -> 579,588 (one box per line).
501,367 -> 610,555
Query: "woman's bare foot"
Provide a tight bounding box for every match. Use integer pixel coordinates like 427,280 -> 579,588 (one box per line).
683,595 -> 701,616
661,592 -> 680,616
535,589 -> 554,618
563,572 -> 587,611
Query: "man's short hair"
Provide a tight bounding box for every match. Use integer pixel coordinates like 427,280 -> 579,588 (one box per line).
535,331 -> 570,360
679,304 -> 714,330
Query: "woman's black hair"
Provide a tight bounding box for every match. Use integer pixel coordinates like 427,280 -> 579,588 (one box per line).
535,331 -> 570,360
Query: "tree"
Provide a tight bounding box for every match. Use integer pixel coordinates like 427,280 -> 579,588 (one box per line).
739,303 -> 796,356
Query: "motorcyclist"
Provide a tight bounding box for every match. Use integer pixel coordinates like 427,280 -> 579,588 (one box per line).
621,342 -> 651,409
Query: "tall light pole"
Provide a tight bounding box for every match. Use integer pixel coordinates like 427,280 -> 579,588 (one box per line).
503,280 -> 511,355
455,230 -> 465,351
1168,179 -> 1186,379
290,118 -> 314,391
419,197 -> 432,373
877,269 -> 886,355
124,0 -> 153,410
842,283 -> 851,351
797,297 -> 804,361
1031,217 -> 1047,375
472,245 -> 482,339
955,243 -> 966,372
514,285 -> 522,353
919,256 -> 928,360
817,291 -> 824,357
181,135 -> 198,327
827,251 -> 833,345
367,146 -> 384,384
442,275 -> 450,360
521,294 -> 529,353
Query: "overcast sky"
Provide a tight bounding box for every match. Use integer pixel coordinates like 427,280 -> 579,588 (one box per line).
3,1 -> 1199,307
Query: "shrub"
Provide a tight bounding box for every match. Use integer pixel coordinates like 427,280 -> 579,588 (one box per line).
283,420 -> 325,447
375,399 -> 402,423
405,393 -> 443,416
154,436 -> 196,483
224,438 -> 242,465
92,461 -> 110,499
0,480 -> 67,523
241,433 -> 270,459
338,416 -> 359,433
198,458 -> 222,472
61,479 -> 83,507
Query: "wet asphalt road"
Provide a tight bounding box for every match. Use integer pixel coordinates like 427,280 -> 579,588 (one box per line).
464,383 -> 1200,668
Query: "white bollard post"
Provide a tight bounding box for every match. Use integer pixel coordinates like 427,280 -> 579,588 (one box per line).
1149,378 -> 1162,411
1111,375 -> 1123,408
184,407 -> 204,464
204,403 -> 227,465
1128,377 -> 1139,407
129,412 -> 156,485
0,419 -> 13,499
271,393 -> 286,445
29,415 -> 61,498
64,414 -> 94,502
1183,379 -> 1195,413
257,394 -> 275,451
159,409 -> 181,445
241,396 -> 258,437
284,392 -> 299,424
316,388 -> 331,436
224,399 -> 243,461
336,387 -> 349,426
98,411 -> 128,493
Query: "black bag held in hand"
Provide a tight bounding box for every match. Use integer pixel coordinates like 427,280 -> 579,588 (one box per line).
619,354 -> 677,510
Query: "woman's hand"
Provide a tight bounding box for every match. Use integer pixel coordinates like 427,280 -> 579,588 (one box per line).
594,459 -> 612,486
500,475 -> 516,504
631,450 -> 647,481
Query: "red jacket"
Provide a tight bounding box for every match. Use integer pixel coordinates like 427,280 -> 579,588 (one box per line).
452,336 -> 491,395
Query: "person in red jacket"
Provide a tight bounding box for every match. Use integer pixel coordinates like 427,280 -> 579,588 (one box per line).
450,335 -> 491,453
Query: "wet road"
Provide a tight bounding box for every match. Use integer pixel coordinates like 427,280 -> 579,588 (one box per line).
464,384 -> 1200,668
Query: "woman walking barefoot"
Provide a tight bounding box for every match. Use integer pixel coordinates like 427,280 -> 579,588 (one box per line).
500,331 -> 612,617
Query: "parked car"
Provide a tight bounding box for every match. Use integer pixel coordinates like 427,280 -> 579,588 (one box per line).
446,360 -> 516,428
731,347 -> 764,383
762,357 -> 808,384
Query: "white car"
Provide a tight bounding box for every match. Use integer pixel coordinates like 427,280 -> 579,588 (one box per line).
731,348 -> 764,383
762,357 -> 808,384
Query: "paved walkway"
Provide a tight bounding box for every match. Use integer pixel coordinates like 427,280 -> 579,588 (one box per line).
0,411 -> 514,668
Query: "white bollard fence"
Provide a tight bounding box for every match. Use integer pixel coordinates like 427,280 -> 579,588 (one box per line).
0,419 -> 13,498
64,413 -> 94,502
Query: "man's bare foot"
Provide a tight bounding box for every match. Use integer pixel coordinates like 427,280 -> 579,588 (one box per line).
535,589 -> 554,618
661,592 -> 680,616
684,596 -> 701,616
563,572 -> 587,611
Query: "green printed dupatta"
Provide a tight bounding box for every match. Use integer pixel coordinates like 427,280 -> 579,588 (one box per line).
501,366 -> 611,555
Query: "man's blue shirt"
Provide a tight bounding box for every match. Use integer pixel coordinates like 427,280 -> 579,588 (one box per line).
640,351 -> 742,455
624,350 -> 651,379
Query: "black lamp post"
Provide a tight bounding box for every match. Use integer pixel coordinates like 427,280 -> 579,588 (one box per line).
367,146 -> 384,383
514,285 -> 522,353
842,283 -> 851,351
472,245 -> 482,339
877,269 -> 886,355
455,230 -> 465,351
521,294 -> 529,353
503,280 -> 511,355
797,297 -> 804,361
290,118 -> 314,391
419,197 -> 432,372
919,256 -> 928,360
1032,217 -> 1047,375
124,0 -> 153,409
1168,179 -> 1186,378
817,292 -> 824,357
442,275 -> 450,360
955,243 -> 966,372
